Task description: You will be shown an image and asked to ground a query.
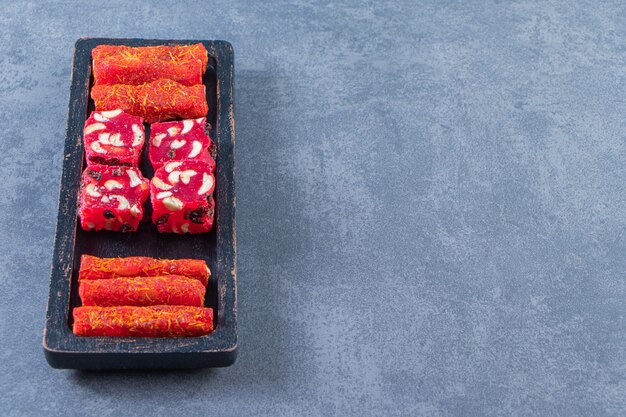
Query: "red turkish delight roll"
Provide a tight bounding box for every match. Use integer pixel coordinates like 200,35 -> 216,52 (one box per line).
92,44 -> 208,86
73,305 -> 214,337
151,160 -> 215,234
91,79 -> 208,123
79,165 -> 149,232
83,109 -> 145,167
79,255 -> 210,286
149,117 -> 216,171
79,275 -> 206,307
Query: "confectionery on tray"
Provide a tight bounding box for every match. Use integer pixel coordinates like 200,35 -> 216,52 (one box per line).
72,44 -> 219,339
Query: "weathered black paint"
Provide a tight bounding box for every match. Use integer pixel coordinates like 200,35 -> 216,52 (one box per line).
43,38 -> 237,369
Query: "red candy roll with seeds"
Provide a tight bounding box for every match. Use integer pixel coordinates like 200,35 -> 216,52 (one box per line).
79,275 -> 206,307
91,79 -> 208,123
73,306 -> 214,337
83,109 -> 145,167
79,255 -> 210,286
151,160 -> 215,234
92,43 -> 208,86
149,117 -> 216,171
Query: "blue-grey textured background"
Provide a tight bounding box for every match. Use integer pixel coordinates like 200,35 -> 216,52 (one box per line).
0,1 -> 624,416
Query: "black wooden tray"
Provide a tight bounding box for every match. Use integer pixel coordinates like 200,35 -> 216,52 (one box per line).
43,38 -> 236,369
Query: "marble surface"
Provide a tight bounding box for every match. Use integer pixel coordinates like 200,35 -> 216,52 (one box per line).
0,1 -> 624,416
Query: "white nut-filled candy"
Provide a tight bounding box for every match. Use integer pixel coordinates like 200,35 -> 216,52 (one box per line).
79,165 -> 149,233
148,117 -> 216,171
150,159 -> 216,234
83,109 -> 145,166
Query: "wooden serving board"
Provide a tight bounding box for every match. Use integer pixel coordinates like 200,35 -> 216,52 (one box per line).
43,38 -> 237,369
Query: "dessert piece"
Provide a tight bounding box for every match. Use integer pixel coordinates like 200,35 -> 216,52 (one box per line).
79,275 -> 206,307
83,109 -> 145,167
149,117 -> 216,171
92,43 -> 208,86
151,160 -> 215,234
73,305 -> 214,337
91,79 -> 208,123
79,255 -> 210,286
78,165 -> 149,232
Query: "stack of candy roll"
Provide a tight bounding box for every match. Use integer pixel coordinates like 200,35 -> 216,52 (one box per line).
90,44 -> 209,122
73,255 -> 214,337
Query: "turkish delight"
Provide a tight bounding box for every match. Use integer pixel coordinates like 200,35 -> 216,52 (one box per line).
73,305 -> 214,337
151,160 -> 215,234
79,255 -> 210,286
79,165 -> 149,232
91,79 -> 208,123
92,43 -> 208,86
83,109 -> 145,167
79,275 -> 206,307
149,117 -> 216,171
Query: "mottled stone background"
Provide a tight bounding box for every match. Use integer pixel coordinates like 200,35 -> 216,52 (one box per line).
0,1 -> 624,416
